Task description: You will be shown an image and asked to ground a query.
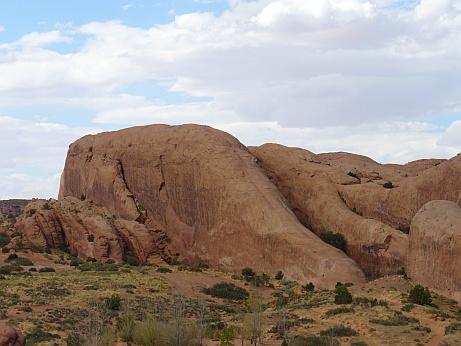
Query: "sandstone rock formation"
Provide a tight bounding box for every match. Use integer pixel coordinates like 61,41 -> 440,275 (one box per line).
15,198 -> 174,264
0,321 -> 25,346
57,124 -> 365,287
250,144 -> 408,278
408,200 -> 461,302
338,156 -> 461,230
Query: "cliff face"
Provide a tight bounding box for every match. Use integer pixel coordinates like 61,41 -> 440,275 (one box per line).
57,124 -> 365,287
407,200 -> 461,302
250,144 -> 408,278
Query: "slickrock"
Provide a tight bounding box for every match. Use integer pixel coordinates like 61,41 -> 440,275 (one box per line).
250,143 -> 408,278
58,124 -> 365,287
338,155 -> 461,229
408,200 -> 461,302
0,322 -> 25,346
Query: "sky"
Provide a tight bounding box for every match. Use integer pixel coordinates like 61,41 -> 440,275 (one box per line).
0,0 -> 460,199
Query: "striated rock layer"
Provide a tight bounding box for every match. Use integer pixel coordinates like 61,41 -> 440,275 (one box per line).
250,144 -> 408,278
15,198 -> 173,264
57,124 -> 365,287
408,200 -> 461,302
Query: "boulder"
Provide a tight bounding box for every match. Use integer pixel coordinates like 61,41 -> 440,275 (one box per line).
250,144 -> 408,278
58,124 -> 365,287
407,200 -> 461,302
0,322 -> 25,346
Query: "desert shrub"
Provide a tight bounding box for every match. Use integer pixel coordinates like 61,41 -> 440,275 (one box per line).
325,307 -> 354,317
80,194 -> 86,201
133,318 -> 166,346
353,297 -> 388,308
126,256 -> 139,266
302,282 -> 315,292
8,256 -> 34,266
383,182 -> 394,189
203,282 -> 249,301
320,325 -> 358,337
242,267 -> 256,282
334,284 -> 352,305
28,209 -> 36,217
445,322 -> 461,335
87,234 -> 94,242
291,335 -> 340,346
26,328 -> 59,344
275,271 -> 284,280
409,285 -> 432,305
402,303 -> 415,312
370,312 -> 418,326
66,332 -> 84,346
347,171 -> 359,179
42,202 -> 52,210
84,327 -> 116,346
6,253 -> 18,261
79,262 -> 119,272
320,232 -> 347,252
117,311 -> 136,342
156,266 -> 172,273
0,265 -> 12,275
39,267 -> 55,273
28,267 -> 37,272
0,232 -> 10,247
70,258 -> 80,267
104,294 -> 121,310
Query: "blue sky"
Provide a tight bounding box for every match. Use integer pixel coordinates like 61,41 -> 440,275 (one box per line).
0,0 -> 460,199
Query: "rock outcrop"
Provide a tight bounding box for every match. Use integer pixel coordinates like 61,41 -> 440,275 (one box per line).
338,156 -> 461,229
57,124 -> 365,287
0,322 -> 25,346
408,200 -> 461,302
15,198 -> 173,264
250,144 -> 408,278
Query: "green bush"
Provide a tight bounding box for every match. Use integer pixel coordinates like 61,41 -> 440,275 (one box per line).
203,282 -> 249,301
156,267 -> 172,273
126,256 -> 139,266
325,307 -> 354,317
42,202 -> 52,210
7,256 -> 34,266
79,262 -> 119,272
320,325 -> 358,337
409,285 -> 432,306
0,232 -> 10,247
87,234 -> 94,242
302,282 -> 315,292
6,253 -> 18,261
334,284 -> 352,305
70,258 -> 80,267
105,294 -> 121,310
383,182 -> 394,189
291,336 -> 340,346
39,267 -> 56,273
241,267 -> 256,282
320,232 -> 347,252
275,271 -> 284,280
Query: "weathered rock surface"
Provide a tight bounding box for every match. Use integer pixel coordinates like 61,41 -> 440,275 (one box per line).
408,200 -> 461,302
338,156 -> 461,229
250,144 -> 408,278
0,321 -> 25,346
58,124 -> 365,287
15,198 -> 173,264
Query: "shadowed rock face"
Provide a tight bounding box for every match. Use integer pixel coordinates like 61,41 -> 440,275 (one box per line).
250,143 -> 408,278
15,198 -> 172,264
57,124 -> 365,287
408,200 -> 461,302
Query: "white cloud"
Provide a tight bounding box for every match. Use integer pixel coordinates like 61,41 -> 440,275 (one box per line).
0,116 -> 98,199
122,4 -> 133,11
0,26 -> 4,33
0,0 -> 461,197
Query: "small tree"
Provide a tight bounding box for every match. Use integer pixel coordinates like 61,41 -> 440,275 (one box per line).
275,271 -> 284,281
409,285 -> 432,305
334,284 -> 352,305
242,267 -> 256,282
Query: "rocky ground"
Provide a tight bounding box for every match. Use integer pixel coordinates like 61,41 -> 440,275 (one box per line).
1,248 -> 461,345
